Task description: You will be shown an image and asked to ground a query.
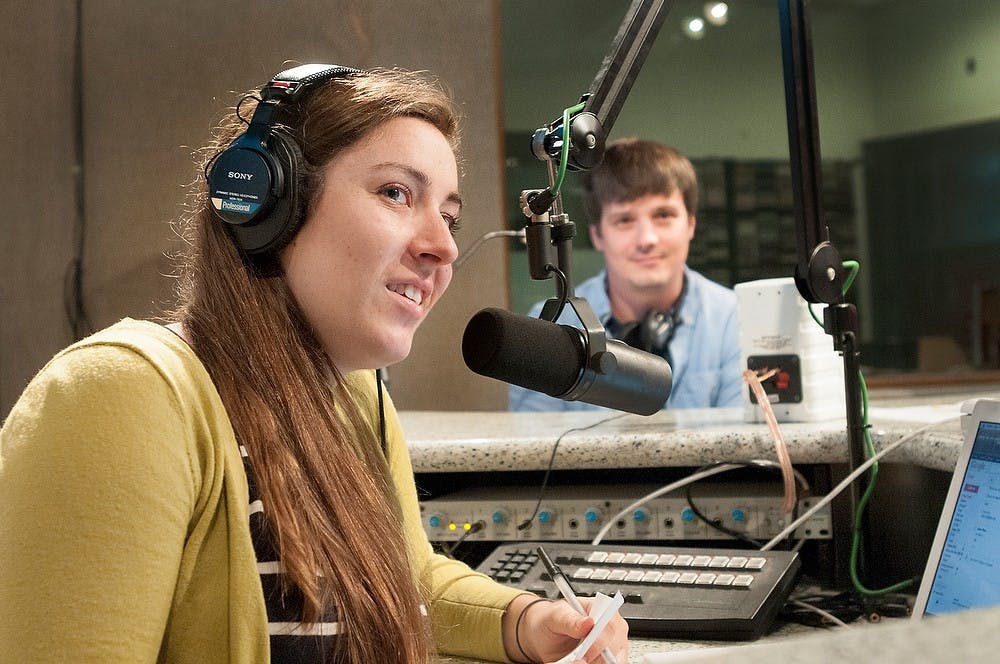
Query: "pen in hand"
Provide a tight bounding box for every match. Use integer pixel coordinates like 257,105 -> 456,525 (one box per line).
536,546 -> 619,664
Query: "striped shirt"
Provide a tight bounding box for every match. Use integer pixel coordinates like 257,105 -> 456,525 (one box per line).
240,444 -> 339,663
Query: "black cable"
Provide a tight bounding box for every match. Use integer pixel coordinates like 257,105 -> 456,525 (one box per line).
684,460 -> 807,548
235,93 -> 260,126
685,482 -> 763,548
375,369 -> 387,457
543,264 -> 570,322
66,0 -> 93,340
443,520 -> 486,559
780,590 -> 913,628
781,590 -> 865,627
516,412 -> 629,531
202,94 -> 260,183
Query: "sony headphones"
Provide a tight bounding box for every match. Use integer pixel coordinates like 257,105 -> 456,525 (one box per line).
639,306 -> 681,355
607,308 -> 677,357
206,63 -> 361,255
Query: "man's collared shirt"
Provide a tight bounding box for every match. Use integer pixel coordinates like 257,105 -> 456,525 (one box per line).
508,266 -> 743,411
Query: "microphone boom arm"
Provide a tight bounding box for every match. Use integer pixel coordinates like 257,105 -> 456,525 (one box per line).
779,0 -> 870,579
527,0 -> 674,216
523,0 -> 674,321
583,0 -> 673,140
780,0 -> 845,307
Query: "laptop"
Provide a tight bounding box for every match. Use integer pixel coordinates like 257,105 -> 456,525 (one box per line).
912,397 -> 1000,618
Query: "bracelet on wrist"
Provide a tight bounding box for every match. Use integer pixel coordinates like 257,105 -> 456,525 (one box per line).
514,597 -> 550,664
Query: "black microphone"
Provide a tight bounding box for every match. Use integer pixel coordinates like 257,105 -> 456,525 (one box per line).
462,307 -> 672,416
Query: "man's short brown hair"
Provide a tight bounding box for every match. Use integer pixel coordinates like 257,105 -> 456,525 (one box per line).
582,138 -> 698,228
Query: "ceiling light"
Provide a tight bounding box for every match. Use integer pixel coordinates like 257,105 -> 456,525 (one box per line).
683,16 -> 706,40
704,2 -> 729,26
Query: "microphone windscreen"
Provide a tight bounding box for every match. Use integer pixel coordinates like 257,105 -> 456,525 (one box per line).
462,307 -> 584,396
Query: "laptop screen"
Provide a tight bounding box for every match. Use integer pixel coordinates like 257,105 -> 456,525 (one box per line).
921,419 -> 1000,616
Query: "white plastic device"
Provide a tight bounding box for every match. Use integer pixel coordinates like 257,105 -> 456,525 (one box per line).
735,277 -> 845,423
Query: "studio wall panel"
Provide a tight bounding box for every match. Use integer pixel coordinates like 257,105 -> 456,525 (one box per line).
1,0 -> 509,417
2,2 -> 79,415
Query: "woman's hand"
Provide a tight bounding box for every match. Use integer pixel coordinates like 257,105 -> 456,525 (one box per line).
502,594 -> 629,664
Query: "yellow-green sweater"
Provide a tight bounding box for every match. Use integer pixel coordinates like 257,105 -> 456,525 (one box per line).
0,319 -> 522,662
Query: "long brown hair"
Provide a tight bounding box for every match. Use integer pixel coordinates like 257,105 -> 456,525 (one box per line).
172,68 -> 459,664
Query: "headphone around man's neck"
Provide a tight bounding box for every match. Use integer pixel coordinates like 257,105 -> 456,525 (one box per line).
608,275 -> 687,357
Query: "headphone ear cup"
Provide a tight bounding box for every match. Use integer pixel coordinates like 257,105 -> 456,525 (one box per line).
259,129 -> 307,254
223,128 -> 306,256
641,310 -> 674,355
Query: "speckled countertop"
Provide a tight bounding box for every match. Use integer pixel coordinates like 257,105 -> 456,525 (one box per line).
436,605 -> 1000,663
400,390 -> 1000,475
433,603 -> 1000,664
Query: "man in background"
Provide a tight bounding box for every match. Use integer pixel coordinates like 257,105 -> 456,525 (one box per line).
509,138 -> 742,411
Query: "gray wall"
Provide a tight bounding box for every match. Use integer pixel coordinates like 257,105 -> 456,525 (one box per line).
2,0 -> 510,417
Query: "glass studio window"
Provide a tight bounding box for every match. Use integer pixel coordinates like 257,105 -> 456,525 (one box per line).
501,0 -> 1000,381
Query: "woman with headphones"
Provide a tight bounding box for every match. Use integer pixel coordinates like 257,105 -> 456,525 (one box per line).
0,65 -> 628,664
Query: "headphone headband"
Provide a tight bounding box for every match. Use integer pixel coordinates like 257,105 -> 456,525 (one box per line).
262,64 -> 362,102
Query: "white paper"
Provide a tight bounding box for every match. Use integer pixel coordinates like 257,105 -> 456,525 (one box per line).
553,591 -> 625,664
